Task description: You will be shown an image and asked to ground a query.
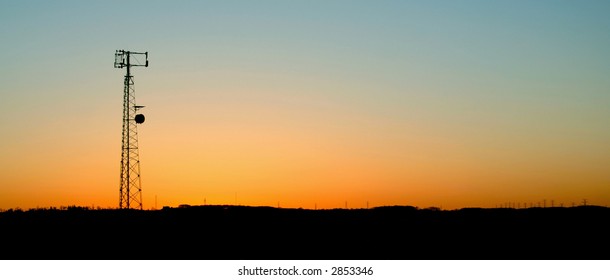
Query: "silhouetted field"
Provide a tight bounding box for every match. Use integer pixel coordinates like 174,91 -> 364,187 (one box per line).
1,205 -> 608,260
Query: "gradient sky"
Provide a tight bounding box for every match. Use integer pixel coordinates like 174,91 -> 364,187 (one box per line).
1,0 -> 609,210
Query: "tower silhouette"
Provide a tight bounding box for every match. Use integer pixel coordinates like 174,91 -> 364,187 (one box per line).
114,50 -> 148,209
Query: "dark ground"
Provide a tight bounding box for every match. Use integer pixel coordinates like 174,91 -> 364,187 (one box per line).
1,205 -> 608,260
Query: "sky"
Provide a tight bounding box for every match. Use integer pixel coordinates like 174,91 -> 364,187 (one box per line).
1,0 -> 609,210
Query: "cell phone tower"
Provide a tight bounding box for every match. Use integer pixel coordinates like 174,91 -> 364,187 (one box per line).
114,50 -> 148,210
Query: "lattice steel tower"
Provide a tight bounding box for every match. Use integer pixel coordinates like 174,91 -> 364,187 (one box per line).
114,50 -> 148,209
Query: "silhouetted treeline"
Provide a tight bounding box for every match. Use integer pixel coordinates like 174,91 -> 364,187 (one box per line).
1,205 -> 608,260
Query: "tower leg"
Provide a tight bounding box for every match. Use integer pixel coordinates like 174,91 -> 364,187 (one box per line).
119,74 -> 143,210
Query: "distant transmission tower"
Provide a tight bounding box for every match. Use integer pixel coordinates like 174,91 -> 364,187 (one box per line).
114,50 -> 149,210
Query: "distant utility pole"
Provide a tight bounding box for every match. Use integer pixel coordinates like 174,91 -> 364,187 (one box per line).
115,50 -> 149,210
582,199 -> 588,206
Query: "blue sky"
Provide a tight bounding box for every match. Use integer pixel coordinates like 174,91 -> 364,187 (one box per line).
1,0 -> 609,209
